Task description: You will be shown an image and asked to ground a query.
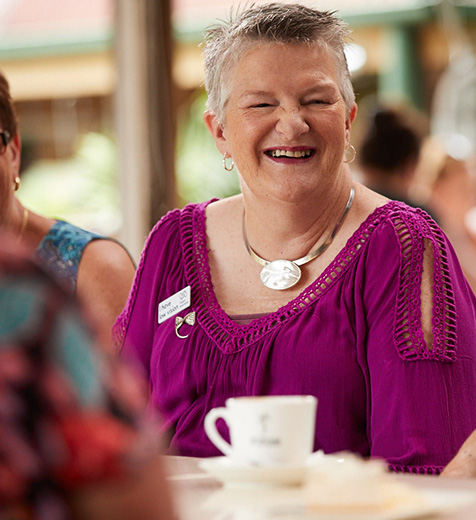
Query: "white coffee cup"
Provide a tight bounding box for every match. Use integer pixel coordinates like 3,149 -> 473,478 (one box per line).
204,395 -> 317,466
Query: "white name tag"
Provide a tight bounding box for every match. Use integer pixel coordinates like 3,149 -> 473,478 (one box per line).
158,286 -> 191,324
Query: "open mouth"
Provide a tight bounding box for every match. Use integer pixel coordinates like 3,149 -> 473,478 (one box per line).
265,149 -> 314,159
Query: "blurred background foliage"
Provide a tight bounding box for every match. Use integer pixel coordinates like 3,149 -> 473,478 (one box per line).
175,88 -> 240,205
17,132 -> 122,236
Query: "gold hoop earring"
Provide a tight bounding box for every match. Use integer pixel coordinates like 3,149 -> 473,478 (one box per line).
222,153 -> 235,172
343,144 -> 356,164
13,176 -> 21,191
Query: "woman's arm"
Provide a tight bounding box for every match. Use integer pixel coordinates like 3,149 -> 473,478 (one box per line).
441,430 -> 476,478
363,209 -> 476,472
77,239 -> 136,346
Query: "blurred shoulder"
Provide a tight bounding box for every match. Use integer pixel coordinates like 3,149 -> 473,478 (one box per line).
82,239 -> 135,274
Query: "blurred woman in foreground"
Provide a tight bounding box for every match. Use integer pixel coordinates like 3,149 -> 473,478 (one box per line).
0,233 -> 174,520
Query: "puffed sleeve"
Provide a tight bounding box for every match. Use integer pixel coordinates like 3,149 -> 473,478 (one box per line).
361,206 -> 476,474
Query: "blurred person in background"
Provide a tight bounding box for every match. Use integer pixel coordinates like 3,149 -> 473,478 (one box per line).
411,136 -> 476,294
0,234 -> 175,520
0,70 -> 136,346
356,105 -> 437,219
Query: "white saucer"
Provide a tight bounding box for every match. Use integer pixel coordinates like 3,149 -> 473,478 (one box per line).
198,455 -> 320,487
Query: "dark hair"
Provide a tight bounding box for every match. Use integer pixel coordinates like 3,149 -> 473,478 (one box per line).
359,108 -> 421,172
0,70 -> 18,136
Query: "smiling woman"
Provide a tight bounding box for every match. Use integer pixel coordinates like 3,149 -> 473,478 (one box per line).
114,3 -> 476,475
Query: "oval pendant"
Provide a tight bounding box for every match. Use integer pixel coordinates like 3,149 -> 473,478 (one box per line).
260,260 -> 301,290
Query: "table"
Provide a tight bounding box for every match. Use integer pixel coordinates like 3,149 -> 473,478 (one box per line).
164,455 -> 476,520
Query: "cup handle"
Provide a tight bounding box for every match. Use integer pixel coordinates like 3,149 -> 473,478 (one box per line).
204,407 -> 233,457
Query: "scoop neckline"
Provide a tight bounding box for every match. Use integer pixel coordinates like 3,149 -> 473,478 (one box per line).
181,200 -> 402,352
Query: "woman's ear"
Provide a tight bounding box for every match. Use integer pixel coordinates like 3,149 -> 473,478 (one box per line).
203,110 -> 227,155
345,103 -> 358,140
8,132 -> 22,176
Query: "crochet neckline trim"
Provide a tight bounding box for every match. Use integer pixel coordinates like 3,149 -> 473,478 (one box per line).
181,200 -> 397,353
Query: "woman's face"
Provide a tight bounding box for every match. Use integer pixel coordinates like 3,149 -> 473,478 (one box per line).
205,42 -> 357,203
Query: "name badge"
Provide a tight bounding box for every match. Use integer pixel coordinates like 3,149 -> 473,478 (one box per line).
158,286 -> 191,324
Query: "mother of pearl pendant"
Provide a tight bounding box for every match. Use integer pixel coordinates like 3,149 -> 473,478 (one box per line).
260,259 -> 302,290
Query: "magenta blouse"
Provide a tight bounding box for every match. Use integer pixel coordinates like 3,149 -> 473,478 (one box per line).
113,199 -> 476,474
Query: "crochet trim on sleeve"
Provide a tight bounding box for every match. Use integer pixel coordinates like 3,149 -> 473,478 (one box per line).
391,207 -> 457,362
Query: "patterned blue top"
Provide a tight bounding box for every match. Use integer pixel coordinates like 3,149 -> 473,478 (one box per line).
34,220 -> 104,294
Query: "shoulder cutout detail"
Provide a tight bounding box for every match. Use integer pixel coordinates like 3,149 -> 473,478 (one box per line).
391,207 -> 456,362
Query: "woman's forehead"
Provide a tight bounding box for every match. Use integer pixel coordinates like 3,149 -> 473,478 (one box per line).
228,43 -> 339,90
237,40 -> 329,61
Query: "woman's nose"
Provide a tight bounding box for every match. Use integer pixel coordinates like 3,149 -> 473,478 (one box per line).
275,107 -> 309,138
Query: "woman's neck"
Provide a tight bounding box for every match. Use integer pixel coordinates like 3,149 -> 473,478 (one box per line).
6,198 -> 55,248
241,178 -> 354,262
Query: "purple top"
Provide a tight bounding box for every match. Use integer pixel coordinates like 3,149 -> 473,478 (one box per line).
114,199 -> 476,474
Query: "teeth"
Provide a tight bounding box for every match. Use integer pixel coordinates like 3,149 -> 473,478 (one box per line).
269,149 -> 312,158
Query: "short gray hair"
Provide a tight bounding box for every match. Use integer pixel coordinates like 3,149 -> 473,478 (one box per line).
202,3 -> 356,123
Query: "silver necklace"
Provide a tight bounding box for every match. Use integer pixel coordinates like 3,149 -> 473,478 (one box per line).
243,187 -> 355,290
